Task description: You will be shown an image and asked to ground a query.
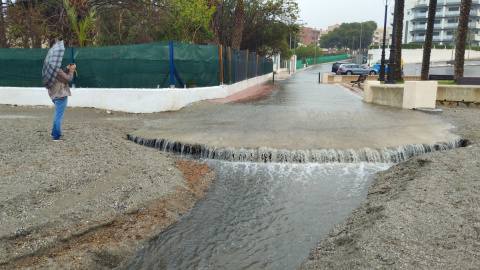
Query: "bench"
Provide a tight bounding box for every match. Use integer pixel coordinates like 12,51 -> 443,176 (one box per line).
446,60 -> 454,65
457,77 -> 480,85
429,74 -> 454,80
351,74 -> 367,87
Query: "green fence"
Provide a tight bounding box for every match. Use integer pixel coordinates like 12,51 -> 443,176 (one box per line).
0,42 -> 273,88
296,54 -> 349,69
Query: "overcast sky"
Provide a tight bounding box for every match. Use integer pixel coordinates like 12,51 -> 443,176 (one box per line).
296,0 -> 392,30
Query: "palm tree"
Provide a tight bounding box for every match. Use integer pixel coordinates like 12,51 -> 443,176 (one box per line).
394,0 -> 405,81
421,0 -> 437,80
454,0 -> 472,81
231,0 -> 244,49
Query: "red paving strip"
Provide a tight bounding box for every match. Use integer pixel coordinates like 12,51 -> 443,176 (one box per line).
210,82 -> 276,103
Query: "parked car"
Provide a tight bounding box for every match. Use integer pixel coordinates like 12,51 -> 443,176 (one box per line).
336,64 -> 369,75
369,58 -> 404,75
331,61 -> 350,73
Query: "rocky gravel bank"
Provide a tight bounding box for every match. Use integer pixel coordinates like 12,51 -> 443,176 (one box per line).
300,105 -> 480,269
0,105 -> 214,269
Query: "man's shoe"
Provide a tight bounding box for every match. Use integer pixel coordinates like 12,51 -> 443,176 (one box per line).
53,137 -> 65,142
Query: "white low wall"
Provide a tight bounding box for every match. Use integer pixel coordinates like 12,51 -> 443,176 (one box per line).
364,81 -> 437,109
0,73 -> 272,113
368,47 -> 480,64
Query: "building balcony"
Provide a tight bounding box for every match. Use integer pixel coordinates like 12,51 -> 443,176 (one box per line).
414,0 -> 428,7
443,0 -> 462,6
411,35 -> 425,42
412,24 -> 426,30
413,13 -> 428,19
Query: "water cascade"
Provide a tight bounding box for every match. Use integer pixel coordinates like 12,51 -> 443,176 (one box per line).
128,135 -> 464,164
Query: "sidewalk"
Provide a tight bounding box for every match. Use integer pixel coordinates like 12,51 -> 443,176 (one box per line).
273,69 -> 293,80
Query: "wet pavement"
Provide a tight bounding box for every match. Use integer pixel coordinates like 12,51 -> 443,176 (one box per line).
131,64 -> 458,152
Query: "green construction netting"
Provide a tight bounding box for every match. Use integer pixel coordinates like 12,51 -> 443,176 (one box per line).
297,54 -> 349,69
0,42 -> 273,88
0,47 -> 69,87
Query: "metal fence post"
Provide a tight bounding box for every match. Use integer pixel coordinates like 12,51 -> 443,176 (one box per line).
228,47 -> 232,84
245,50 -> 249,79
169,40 -> 175,88
70,47 -> 75,87
219,45 -> 224,85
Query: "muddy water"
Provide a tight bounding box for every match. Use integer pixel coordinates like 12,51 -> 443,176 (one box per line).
124,64 -> 459,269
132,65 -> 458,151
125,161 -> 390,269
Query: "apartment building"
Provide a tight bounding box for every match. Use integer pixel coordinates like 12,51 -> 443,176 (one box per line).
300,25 -> 339,46
300,27 -> 321,46
404,0 -> 480,45
372,27 -> 392,46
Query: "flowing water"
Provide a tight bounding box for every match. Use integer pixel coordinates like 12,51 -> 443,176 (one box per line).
125,64 -> 460,269
124,161 -> 390,270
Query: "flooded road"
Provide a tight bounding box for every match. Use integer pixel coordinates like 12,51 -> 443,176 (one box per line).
132,65 -> 457,152
124,64 -> 461,269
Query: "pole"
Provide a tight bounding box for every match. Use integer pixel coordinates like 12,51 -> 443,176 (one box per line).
386,0 -> 398,84
245,50 -> 249,79
256,54 -> 259,76
289,34 -> 292,74
169,40 -> 175,88
379,2 -> 388,81
70,47 -> 75,87
228,47 -> 232,84
219,45 -> 223,85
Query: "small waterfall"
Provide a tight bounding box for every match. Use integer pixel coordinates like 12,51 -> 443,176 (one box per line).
128,135 -> 465,164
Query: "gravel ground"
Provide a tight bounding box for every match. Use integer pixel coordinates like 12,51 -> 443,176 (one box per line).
300,105 -> 480,269
0,105 -> 214,269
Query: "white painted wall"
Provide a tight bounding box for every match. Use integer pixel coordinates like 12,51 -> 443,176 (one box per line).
0,73 -> 272,113
368,47 -> 480,64
403,81 -> 437,109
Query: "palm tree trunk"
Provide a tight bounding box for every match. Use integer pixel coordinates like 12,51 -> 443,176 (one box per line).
207,0 -> 220,44
454,0 -> 472,81
421,0 -> 437,80
394,0 -> 405,81
0,4 -> 8,47
231,0 -> 244,50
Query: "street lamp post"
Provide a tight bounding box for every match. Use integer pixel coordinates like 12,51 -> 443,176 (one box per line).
385,0 -> 399,84
379,0 -> 390,82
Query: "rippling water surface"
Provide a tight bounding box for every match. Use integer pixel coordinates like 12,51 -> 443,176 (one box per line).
125,161 -> 389,269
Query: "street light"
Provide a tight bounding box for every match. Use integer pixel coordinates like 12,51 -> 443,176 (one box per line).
385,0 -> 399,84
379,0 -> 392,82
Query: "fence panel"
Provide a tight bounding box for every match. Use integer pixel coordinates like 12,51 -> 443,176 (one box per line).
0,47 -> 67,87
0,42 -> 272,88
73,42 -> 170,88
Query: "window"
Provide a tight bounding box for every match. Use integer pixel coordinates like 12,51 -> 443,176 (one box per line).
449,7 -> 459,12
